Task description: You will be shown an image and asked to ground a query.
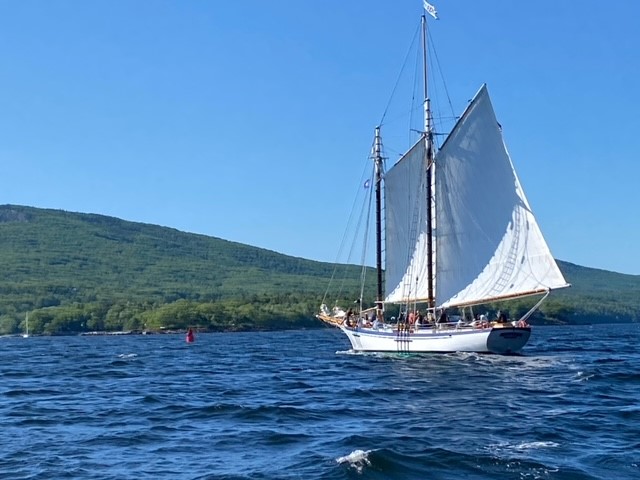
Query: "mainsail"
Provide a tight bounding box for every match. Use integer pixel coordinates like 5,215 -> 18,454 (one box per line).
384,84 -> 569,307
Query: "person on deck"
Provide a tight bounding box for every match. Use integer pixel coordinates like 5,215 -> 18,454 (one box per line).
346,308 -> 354,324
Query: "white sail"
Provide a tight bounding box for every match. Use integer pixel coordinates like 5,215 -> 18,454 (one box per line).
384,140 -> 430,303
434,84 -> 569,308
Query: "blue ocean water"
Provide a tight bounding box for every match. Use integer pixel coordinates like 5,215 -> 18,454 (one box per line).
1,324 -> 639,480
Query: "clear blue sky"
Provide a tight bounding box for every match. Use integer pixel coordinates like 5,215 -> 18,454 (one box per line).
1,1 -> 639,274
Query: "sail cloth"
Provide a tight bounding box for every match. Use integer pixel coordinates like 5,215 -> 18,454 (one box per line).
384,140 -> 430,303
435,85 -> 568,307
384,84 -> 569,307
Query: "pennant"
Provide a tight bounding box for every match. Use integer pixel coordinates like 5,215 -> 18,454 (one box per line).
423,0 -> 438,19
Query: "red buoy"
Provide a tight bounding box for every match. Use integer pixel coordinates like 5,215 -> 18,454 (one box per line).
186,328 -> 195,343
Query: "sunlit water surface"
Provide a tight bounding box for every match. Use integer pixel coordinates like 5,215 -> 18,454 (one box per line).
1,324 -> 639,479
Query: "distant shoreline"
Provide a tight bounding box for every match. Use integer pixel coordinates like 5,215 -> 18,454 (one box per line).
4,322 -> 637,339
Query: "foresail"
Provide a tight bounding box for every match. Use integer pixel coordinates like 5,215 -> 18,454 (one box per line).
384,139 -> 431,303
435,85 -> 569,309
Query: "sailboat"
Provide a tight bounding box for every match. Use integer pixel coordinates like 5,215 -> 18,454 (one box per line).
317,3 -> 569,354
23,312 -> 29,338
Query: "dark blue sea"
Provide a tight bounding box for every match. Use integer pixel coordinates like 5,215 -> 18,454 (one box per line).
1,324 -> 639,479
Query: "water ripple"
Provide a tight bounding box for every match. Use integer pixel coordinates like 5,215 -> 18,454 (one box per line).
0,325 -> 639,479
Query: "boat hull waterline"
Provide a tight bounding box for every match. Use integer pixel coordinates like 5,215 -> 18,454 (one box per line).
343,326 -> 530,354
323,322 -> 530,355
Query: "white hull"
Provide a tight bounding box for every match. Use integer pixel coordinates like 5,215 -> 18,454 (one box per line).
338,325 -> 530,354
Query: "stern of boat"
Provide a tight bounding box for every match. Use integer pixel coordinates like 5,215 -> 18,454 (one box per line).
486,327 -> 531,354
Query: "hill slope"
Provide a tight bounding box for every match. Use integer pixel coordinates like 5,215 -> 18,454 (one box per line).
1,204 -> 639,334
0,204 -> 337,300
0,204 -> 364,334
548,261 -> 640,323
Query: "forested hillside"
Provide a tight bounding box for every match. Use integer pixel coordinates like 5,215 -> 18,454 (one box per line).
1,204 -> 639,335
0,205 -> 365,334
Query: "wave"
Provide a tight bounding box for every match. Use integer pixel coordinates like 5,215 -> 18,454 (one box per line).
336,449 -> 372,474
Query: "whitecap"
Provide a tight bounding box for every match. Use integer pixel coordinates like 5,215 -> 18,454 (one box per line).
574,371 -> 594,382
515,441 -> 559,450
486,441 -> 559,457
336,449 -> 372,474
117,353 -> 138,359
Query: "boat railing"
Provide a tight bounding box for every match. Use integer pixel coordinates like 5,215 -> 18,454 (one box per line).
353,319 -> 491,333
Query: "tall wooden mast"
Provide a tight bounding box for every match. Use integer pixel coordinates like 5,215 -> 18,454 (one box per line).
422,15 -> 435,310
373,126 -> 384,318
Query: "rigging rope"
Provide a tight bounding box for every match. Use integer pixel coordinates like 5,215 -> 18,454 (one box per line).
321,145 -> 377,308
379,21 -> 421,128
359,178 -> 375,309
427,26 -> 457,150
